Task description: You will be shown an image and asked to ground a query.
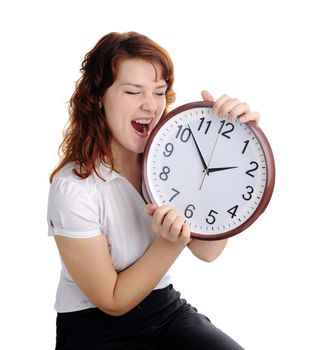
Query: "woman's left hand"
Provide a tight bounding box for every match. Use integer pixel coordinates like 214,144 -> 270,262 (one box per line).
201,90 -> 260,124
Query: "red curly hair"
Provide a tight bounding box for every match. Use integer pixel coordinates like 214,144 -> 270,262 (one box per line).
50,32 -> 175,182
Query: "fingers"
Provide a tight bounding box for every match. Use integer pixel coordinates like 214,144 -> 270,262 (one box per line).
239,111 -> 260,124
149,205 -> 191,244
201,90 -> 214,102
216,98 -> 242,120
180,223 -> 191,242
213,94 -> 231,115
145,203 -> 157,216
211,93 -> 260,124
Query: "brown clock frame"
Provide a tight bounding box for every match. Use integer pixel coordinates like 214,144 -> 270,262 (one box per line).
142,101 -> 276,240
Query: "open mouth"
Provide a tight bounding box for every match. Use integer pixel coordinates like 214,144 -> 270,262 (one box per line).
131,119 -> 152,136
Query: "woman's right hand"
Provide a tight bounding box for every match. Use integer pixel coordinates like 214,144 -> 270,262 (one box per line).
145,204 -> 191,244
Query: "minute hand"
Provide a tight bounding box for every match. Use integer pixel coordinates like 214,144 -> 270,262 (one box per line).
207,166 -> 238,173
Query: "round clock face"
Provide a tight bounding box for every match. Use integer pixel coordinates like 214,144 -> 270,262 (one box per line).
142,101 -> 275,240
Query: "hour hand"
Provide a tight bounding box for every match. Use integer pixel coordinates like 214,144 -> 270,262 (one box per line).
207,166 -> 238,173
187,124 -> 209,174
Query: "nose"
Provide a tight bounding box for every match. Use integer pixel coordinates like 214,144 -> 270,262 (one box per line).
141,95 -> 158,114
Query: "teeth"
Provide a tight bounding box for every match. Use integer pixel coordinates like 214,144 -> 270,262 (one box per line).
134,119 -> 152,125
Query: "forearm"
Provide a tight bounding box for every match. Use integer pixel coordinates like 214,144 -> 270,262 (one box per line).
188,238 -> 228,262
104,237 -> 187,316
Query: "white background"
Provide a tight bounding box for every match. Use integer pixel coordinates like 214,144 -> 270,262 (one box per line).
1,0 -> 329,349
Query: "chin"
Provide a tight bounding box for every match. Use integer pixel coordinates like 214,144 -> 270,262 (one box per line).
138,139 -> 149,153
137,147 -> 146,154
132,143 -> 146,155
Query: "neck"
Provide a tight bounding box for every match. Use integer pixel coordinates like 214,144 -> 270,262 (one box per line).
112,148 -> 143,194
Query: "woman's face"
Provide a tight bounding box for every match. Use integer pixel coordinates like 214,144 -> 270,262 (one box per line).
103,58 -> 167,156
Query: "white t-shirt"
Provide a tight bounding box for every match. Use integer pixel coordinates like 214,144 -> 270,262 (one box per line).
47,162 -> 171,313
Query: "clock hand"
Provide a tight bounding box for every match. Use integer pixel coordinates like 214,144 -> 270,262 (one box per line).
199,132 -> 221,190
187,124 -> 209,175
207,166 -> 238,173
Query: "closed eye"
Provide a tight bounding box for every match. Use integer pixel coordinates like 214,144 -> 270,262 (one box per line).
125,91 -> 140,95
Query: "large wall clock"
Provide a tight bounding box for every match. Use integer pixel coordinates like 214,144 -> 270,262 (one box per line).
142,101 -> 275,240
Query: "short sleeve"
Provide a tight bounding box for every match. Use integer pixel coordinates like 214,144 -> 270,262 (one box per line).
47,174 -> 102,239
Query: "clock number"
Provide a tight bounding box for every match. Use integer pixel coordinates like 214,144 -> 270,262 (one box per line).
176,125 -> 191,143
184,204 -> 196,219
242,140 -> 249,154
218,120 -> 234,139
163,142 -> 174,157
245,161 -> 259,177
227,205 -> 239,218
198,117 -> 212,134
206,209 -> 218,225
169,188 -> 180,202
242,186 -> 254,201
159,166 -> 170,181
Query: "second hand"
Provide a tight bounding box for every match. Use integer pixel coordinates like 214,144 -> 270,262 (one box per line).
199,132 -> 221,190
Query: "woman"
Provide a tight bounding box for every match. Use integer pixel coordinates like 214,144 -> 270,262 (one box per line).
48,31 -> 259,349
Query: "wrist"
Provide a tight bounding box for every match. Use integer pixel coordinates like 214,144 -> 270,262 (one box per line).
154,235 -> 188,252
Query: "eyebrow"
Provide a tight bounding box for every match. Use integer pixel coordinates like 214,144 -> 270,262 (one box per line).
120,82 -> 168,89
